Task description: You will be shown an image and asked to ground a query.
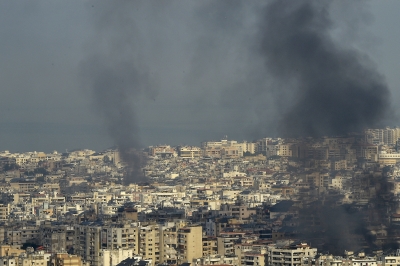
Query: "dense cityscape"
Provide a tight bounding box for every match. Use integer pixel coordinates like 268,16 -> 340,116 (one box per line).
0,127 -> 400,266
2,1 -> 400,266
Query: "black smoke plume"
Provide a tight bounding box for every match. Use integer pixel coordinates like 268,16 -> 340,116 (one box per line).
81,2 -> 152,184
295,169 -> 399,255
259,0 -> 391,137
254,0 -> 397,255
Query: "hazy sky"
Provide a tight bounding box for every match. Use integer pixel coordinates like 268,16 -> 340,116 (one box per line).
0,1 -> 399,152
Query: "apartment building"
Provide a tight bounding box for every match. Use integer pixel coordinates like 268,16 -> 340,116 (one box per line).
0,245 -> 25,257
177,225 -> 202,265
267,243 -> 317,266
244,252 -> 267,266
20,251 -> 52,266
148,146 -> 176,158
74,224 -> 102,266
5,230 -> 22,246
99,249 -> 133,266
234,244 -> 267,266
217,232 -> 246,256
101,225 -> 138,252
194,254 -> 240,266
139,224 -> 160,263
365,127 -> 400,146
39,223 -> 74,253
218,203 -> 257,219
20,226 -> 40,246
0,257 -> 17,266
202,236 -> 217,257
178,147 -> 201,159
52,253 -> 83,266
159,226 -> 178,264
0,204 -> 10,221
383,256 -> 400,266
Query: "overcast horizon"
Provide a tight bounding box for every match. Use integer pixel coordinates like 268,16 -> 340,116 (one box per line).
1,1 -> 400,153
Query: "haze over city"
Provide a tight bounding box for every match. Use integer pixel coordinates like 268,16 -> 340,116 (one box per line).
1,1 -> 400,152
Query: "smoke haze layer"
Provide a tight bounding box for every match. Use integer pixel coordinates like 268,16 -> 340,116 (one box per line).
258,0 -> 391,137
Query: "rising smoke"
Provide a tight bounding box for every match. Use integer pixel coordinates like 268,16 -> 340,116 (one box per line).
78,0 -> 399,252
80,0 -> 394,207
256,1 -> 395,254
80,2 -> 154,183
258,0 -> 391,137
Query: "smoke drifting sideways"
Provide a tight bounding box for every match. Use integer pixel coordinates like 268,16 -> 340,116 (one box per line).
258,0 -> 392,138
80,3 -> 152,184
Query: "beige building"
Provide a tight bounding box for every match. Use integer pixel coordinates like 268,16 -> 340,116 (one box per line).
0,256 -> 17,266
159,225 -> 178,264
330,176 -> 343,190
235,243 -> 267,266
139,224 -> 160,263
194,254 -> 240,266
100,226 -> 138,252
0,204 -> 10,221
75,223 -> 163,266
53,253 -> 83,266
202,237 -> 217,257
221,147 -> 242,159
383,256 -> 400,266
20,251 -> 52,266
267,243 -> 317,266
10,181 -> 36,192
278,144 -> 293,157
0,245 -> 25,257
217,232 -> 246,256
202,139 -> 255,158
218,204 -> 257,219
149,145 -> 176,158
99,249 -> 133,266
331,160 -> 346,171
178,146 -> 202,159
379,152 -> 400,165
243,252 -> 267,266
177,225 -> 202,265
202,146 -> 222,158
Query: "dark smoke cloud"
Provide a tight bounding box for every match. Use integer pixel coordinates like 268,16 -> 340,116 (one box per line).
80,2 -> 155,183
78,0 -> 393,183
258,0 -> 392,137
295,170 -> 400,255
298,200 -> 367,254
188,1 -> 393,140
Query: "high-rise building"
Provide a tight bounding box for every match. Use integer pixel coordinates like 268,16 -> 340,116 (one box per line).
177,225 -> 202,265
74,224 -> 102,266
139,224 -> 160,263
